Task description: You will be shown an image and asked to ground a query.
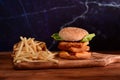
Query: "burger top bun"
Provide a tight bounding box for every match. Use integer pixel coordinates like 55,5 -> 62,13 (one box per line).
59,27 -> 88,41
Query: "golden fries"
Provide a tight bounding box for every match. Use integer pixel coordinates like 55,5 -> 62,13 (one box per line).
13,36 -> 58,63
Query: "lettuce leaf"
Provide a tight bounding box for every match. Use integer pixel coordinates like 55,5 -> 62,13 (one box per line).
51,33 -> 63,40
81,33 -> 95,42
51,33 -> 95,42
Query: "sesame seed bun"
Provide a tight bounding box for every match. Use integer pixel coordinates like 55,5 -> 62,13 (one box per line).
59,27 -> 88,41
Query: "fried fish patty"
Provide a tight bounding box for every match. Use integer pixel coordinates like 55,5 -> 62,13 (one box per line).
58,41 -> 89,52
68,46 -> 90,53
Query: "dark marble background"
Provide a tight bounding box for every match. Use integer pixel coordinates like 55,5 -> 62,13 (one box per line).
0,0 -> 120,51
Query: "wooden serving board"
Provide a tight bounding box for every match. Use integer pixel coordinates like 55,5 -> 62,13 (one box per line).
13,52 -> 120,69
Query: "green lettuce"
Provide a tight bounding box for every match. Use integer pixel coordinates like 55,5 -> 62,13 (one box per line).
81,33 -> 95,42
51,33 -> 63,40
51,33 -> 95,42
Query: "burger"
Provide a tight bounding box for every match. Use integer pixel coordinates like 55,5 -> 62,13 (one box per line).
51,27 -> 95,59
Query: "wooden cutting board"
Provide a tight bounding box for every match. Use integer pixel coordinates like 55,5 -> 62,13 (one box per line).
13,52 -> 120,69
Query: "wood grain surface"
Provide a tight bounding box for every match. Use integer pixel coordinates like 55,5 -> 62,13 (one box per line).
13,52 -> 120,69
1,52 -> 120,80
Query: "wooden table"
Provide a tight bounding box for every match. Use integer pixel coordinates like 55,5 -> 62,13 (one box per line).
1,52 -> 120,80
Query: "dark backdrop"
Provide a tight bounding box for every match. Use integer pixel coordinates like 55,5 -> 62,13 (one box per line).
0,0 -> 120,51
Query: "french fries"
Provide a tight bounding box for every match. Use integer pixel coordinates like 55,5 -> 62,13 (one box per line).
13,36 -> 58,63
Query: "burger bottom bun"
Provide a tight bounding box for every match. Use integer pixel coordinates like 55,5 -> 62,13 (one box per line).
59,51 -> 91,60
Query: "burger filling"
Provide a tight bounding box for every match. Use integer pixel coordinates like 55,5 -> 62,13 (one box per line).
58,41 -> 89,56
